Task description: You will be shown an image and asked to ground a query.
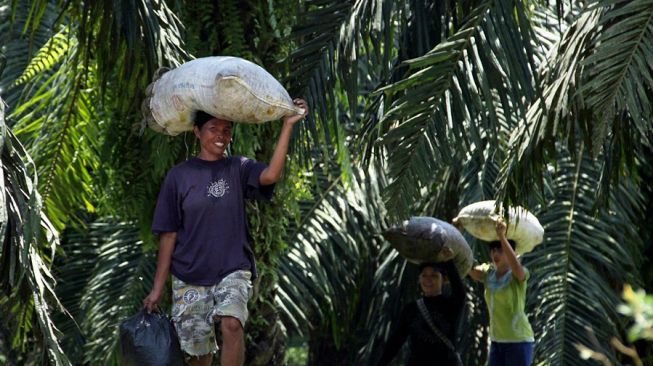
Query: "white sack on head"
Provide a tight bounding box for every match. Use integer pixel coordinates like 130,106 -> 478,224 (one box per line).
142,56 -> 304,135
383,217 -> 473,277
454,200 -> 544,254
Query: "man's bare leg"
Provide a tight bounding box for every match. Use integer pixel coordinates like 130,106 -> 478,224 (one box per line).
220,316 -> 245,366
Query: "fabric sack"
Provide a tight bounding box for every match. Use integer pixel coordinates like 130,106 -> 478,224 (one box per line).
383,216 -> 473,276
454,200 -> 544,254
119,310 -> 185,366
142,56 -> 304,135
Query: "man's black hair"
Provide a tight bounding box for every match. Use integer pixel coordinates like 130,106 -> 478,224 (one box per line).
194,111 -> 233,129
194,111 -> 215,129
489,239 -> 517,251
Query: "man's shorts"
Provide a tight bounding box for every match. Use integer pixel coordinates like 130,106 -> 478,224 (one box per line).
171,270 -> 253,356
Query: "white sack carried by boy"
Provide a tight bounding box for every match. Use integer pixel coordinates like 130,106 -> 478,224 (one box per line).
142,56 -> 304,135
383,217 -> 473,277
453,200 -> 544,255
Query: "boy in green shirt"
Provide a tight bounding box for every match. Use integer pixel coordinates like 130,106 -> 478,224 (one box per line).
468,221 -> 534,366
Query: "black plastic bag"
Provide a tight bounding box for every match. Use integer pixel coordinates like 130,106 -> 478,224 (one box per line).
120,310 -> 185,366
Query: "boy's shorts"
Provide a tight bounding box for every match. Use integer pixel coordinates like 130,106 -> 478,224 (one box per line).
171,270 -> 253,356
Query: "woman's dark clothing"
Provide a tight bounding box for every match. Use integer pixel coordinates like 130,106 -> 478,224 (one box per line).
379,261 -> 465,366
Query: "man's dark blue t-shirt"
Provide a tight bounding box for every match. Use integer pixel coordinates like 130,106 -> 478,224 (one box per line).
152,156 -> 274,286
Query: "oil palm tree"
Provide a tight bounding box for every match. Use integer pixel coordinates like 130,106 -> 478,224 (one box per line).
0,83 -> 68,364
278,0 -> 652,365
1,0 -> 652,365
0,0 -> 337,364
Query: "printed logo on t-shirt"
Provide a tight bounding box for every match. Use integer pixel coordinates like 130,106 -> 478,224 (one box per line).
207,179 -> 230,198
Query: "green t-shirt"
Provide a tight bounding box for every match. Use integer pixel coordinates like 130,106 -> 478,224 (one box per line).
482,266 -> 534,342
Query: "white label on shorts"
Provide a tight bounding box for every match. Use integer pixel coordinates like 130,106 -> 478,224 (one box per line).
183,289 -> 200,304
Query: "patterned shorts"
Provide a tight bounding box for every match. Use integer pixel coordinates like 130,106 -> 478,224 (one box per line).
171,270 -> 253,356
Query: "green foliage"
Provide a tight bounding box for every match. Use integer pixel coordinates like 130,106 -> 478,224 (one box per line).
278,162 -> 389,364
218,0 -> 252,59
367,0 -> 539,218
10,29 -> 70,88
181,1 -> 220,57
525,148 -> 644,365
581,0 -> 653,150
497,0 -> 653,205
0,0 -> 190,362
0,0 -> 60,109
279,2 -> 652,365
287,0 -> 382,171
10,38 -> 101,232
1,0 -> 190,235
619,285 -> 653,342
285,336 -> 309,366
0,94 -> 70,365
54,220 -> 156,365
1,0 -> 653,365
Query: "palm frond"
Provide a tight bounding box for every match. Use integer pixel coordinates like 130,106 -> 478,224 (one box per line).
4,0 -> 189,131
63,0 -> 189,92
530,1 -> 584,68
286,0 -> 355,168
52,218 -> 106,361
2,0 -> 190,234
496,4 -> 602,204
0,0 -> 60,109
10,28 -> 70,88
80,222 -> 154,365
288,0 -> 424,172
9,36 -> 100,232
581,0 -> 653,149
497,1 -> 653,205
365,0 -> 539,218
55,220 -> 155,365
217,0 -> 253,59
278,162 -> 388,358
0,96 -> 70,365
356,249 -> 416,365
525,147 -> 644,365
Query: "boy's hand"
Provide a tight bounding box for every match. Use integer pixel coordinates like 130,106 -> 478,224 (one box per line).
495,220 -> 507,240
282,98 -> 308,126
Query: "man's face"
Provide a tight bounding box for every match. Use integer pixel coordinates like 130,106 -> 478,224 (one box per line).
194,119 -> 233,159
